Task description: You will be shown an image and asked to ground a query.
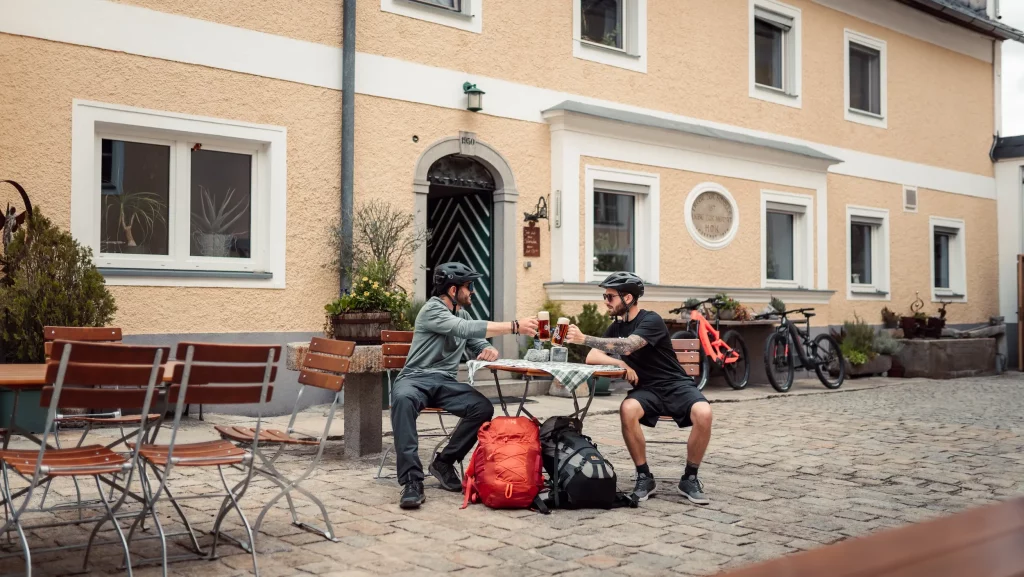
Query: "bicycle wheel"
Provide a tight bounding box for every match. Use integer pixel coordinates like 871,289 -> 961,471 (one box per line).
676,330 -> 710,391
811,334 -> 845,389
763,333 -> 794,392
720,330 -> 749,390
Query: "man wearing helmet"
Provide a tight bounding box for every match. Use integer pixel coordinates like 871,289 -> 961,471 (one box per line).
391,261 -> 539,509
565,271 -> 712,505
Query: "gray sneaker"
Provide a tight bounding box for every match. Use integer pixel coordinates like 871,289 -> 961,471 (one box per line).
677,475 -> 709,505
632,472 -> 657,501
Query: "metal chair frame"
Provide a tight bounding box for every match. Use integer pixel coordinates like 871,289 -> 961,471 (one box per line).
374,331 -> 464,480
0,341 -> 167,577
215,336 -> 354,553
123,342 -> 279,577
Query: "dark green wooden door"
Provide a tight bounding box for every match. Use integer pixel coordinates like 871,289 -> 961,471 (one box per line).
427,190 -> 493,321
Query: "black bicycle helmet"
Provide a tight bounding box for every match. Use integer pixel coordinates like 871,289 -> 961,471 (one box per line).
599,271 -> 645,300
433,262 -> 483,295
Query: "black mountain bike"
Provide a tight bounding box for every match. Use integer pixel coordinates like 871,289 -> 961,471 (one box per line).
668,297 -> 750,391
755,307 -> 845,392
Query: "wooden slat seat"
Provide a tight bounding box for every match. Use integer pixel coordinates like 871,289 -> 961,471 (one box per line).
214,425 -> 318,446
0,445 -> 128,477
56,413 -> 161,425
138,439 -> 247,467
672,338 -> 702,377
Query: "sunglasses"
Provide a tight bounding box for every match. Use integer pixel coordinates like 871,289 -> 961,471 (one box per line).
602,294 -> 619,302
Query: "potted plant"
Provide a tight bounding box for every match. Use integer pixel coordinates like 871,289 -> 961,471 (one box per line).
713,293 -> 740,320
833,315 -> 890,377
0,209 -> 117,431
770,296 -> 786,315
191,186 -> 249,257
102,189 -> 167,254
881,306 -> 899,329
324,200 -> 429,344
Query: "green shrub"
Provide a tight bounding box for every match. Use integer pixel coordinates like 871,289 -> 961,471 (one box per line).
714,293 -> 740,311
520,300 -> 612,363
838,313 -> 876,366
324,262 -> 413,330
770,296 -> 786,314
0,210 -> 117,363
873,330 -> 904,356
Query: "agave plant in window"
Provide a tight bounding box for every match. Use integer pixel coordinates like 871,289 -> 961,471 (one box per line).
191,185 -> 249,257
101,190 -> 167,254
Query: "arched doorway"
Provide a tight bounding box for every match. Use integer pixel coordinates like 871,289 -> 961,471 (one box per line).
425,155 -> 495,320
413,133 -> 518,355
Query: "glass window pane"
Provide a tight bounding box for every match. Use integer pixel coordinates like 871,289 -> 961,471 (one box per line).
934,233 -> 950,288
190,149 -> 252,259
412,0 -> 459,10
766,211 -> 794,281
755,19 -> 784,89
850,43 -> 881,115
100,139 -> 170,256
581,0 -> 623,49
850,223 -> 872,284
593,190 -> 634,272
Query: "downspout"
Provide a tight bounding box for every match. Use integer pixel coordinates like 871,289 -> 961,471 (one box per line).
340,0 -> 356,295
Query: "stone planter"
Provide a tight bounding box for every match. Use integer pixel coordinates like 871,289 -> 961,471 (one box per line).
330,312 -> 396,345
893,337 -> 996,379
842,354 -> 892,378
717,309 -> 736,321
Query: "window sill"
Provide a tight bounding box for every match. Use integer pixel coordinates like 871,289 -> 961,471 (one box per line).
932,290 -> 966,302
849,286 -> 889,300
99,268 -> 273,280
751,84 -> 801,109
574,39 -> 646,73
406,0 -> 472,18
845,107 -> 887,129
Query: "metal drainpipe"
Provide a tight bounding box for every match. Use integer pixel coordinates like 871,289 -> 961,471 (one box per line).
340,0 -> 356,296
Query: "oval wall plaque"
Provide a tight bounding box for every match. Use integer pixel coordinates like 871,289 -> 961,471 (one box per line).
685,183 -> 739,250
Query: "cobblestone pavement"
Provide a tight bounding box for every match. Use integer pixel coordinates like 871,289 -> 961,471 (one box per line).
5,375 -> 1023,576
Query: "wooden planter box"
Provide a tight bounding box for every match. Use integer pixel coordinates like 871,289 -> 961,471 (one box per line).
330,312 -> 396,345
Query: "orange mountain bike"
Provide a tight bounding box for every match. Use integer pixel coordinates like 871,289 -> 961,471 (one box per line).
668,297 -> 749,391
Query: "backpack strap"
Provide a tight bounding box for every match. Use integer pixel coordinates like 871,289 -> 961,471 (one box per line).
532,495 -> 550,515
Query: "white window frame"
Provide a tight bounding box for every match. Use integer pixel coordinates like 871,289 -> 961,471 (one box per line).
846,205 -> 890,300
749,0 -> 802,109
929,216 -> 967,302
760,190 -> 814,290
844,29 -> 888,129
684,182 -> 740,250
572,0 -> 647,73
381,0 -> 480,33
71,100 -> 287,289
584,166 -> 659,283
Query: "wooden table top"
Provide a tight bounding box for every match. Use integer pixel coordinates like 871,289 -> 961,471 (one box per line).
715,496 -> 1024,577
0,362 -> 179,388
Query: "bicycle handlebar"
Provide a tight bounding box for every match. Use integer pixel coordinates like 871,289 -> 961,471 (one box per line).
754,307 -> 816,320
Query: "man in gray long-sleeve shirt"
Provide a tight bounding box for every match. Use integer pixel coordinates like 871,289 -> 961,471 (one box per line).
392,262 -> 538,509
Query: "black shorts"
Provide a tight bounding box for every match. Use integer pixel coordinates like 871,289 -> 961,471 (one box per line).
627,384 -> 708,428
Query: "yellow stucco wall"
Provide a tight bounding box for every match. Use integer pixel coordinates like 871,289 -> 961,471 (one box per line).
0,33 -> 552,334
114,0 -> 995,176
826,175 -> 998,325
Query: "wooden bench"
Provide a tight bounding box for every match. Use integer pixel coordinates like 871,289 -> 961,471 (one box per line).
376,330 -> 464,479
715,496 -> 1024,577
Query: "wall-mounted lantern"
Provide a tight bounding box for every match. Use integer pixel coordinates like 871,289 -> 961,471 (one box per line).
463,82 -> 484,112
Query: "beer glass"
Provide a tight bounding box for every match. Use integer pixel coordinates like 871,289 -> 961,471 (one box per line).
537,311 -> 550,341
552,317 -> 570,346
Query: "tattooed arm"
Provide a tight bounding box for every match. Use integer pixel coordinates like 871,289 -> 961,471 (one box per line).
565,325 -> 649,356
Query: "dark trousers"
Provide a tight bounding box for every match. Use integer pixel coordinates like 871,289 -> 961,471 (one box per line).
390,372 -> 494,485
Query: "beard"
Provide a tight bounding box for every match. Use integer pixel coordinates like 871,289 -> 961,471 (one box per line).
606,300 -> 629,317
457,290 -> 473,307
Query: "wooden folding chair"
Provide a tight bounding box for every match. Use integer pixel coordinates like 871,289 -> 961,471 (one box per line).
0,341 -> 168,577
375,330 -> 464,480
125,342 -> 279,577
214,337 -> 353,552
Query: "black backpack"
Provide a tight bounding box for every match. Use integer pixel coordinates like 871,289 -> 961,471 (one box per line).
539,416 -> 637,510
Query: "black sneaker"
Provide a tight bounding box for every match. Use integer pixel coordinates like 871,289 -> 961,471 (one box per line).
428,456 -> 462,492
400,481 -> 425,509
632,472 -> 657,501
677,475 -> 709,505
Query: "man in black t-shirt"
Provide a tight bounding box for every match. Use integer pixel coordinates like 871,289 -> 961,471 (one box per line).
565,272 -> 712,505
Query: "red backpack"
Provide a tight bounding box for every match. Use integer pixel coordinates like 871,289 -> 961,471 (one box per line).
461,415 -> 546,511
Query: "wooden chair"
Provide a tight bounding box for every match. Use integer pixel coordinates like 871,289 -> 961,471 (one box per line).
375,330 -> 464,480
215,337 -> 354,551
125,343 -> 279,577
0,341 -> 168,577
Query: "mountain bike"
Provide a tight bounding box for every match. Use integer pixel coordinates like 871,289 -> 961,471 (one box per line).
755,307 -> 845,392
668,297 -> 749,391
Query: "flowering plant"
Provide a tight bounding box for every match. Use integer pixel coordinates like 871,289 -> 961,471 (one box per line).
324,267 -> 415,330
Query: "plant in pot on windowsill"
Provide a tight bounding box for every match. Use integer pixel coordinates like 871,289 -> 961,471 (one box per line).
191,186 -> 249,257
713,293 -> 741,321
101,189 -> 167,254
